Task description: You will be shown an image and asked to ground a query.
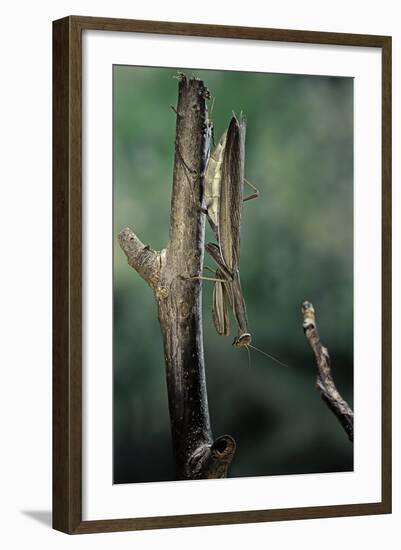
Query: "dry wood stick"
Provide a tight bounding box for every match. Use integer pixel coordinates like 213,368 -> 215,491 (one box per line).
302,301 -> 354,442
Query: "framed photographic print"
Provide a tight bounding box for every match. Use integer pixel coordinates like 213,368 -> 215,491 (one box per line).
53,16 -> 392,534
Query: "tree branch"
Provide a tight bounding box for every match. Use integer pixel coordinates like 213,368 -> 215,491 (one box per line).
302,301 -> 354,442
118,227 -> 161,290
118,75 -> 236,480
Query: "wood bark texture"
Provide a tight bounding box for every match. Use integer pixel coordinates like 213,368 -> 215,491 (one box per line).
302,301 -> 354,442
118,75 -> 236,479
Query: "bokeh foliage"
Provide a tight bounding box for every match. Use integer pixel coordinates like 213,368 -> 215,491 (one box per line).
113,66 -> 353,483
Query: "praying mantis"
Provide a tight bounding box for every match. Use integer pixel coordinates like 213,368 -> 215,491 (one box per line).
203,114 -> 253,347
200,113 -> 287,367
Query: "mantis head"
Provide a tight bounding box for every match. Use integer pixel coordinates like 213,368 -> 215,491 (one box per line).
232,333 -> 252,348
233,335 -> 289,368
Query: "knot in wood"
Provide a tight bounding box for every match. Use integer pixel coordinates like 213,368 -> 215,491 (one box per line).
303,318 -> 315,331
156,286 -> 169,300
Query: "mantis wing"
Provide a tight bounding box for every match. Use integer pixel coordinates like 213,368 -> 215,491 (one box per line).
218,114 -> 246,274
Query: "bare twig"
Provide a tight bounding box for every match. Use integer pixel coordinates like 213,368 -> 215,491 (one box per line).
118,75 -> 236,479
302,301 -> 354,442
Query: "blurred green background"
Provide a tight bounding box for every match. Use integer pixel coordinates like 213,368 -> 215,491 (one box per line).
113,66 -> 353,484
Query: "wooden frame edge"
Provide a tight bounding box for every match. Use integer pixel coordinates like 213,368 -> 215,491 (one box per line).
61,14 -> 391,47
52,15 -> 392,534
381,35 -> 392,516
53,16 -> 82,534
71,502 -> 387,534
